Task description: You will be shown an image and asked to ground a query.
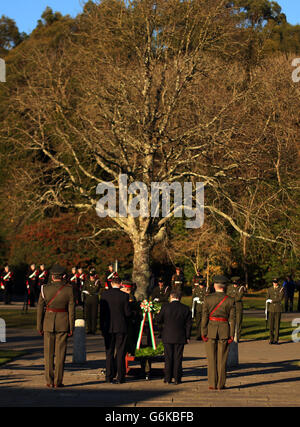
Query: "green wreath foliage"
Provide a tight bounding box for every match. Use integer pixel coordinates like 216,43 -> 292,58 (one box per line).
135,341 -> 164,358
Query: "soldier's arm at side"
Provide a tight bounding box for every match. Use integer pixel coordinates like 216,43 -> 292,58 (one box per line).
229,300 -> 236,338
68,288 -> 75,335
201,300 -> 209,339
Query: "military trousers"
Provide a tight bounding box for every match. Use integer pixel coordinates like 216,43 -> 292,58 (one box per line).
44,331 -> 68,386
284,294 -> 294,312
269,312 -> 281,343
206,338 -> 229,389
84,295 -> 99,334
195,306 -> 203,339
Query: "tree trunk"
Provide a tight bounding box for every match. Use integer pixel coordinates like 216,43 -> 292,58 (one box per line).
131,236 -> 152,301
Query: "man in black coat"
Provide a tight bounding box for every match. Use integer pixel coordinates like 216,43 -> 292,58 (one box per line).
100,277 -> 131,384
156,290 -> 192,385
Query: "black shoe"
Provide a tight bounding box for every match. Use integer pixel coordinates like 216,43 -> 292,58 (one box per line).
163,379 -> 172,384
105,378 -> 114,384
115,378 -> 125,384
174,380 -> 182,385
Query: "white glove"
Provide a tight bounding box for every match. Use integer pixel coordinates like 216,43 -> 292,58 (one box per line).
266,299 -> 272,304
193,297 -> 200,302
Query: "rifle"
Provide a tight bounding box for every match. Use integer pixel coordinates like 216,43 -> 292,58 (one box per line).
265,299 -> 272,330
192,297 -> 199,319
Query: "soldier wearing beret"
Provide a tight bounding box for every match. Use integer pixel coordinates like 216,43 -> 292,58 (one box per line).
150,278 -> 170,306
1,265 -> 14,305
201,275 -> 236,390
192,276 -> 207,341
37,264 -> 75,388
171,266 -> 185,293
266,278 -> 284,344
82,269 -> 101,335
226,276 -> 247,342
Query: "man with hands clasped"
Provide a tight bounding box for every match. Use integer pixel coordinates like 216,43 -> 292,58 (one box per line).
266,278 -> 284,345
37,264 -> 75,389
201,275 -> 236,391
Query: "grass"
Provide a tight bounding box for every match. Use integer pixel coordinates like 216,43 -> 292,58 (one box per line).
0,309 -> 37,329
240,317 -> 294,341
0,350 -> 27,366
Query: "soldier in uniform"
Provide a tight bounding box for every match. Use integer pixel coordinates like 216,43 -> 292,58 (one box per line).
150,278 -> 170,305
77,267 -> 86,305
37,264 -> 75,388
105,263 -> 119,290
26,263 -> 39,307
1,265 -> 14,305
192,277 -> 207,340
201,275 -> 236,390
266,278 -> 284,344
68,267 -> 80,305
226,276 -> 247,342
37,264 -> 49,301
171,266 -> 185,293
282,275 -> 296,313
82,269 -> 101,335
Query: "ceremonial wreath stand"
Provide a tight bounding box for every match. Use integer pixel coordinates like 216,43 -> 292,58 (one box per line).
125,300 -> 164,380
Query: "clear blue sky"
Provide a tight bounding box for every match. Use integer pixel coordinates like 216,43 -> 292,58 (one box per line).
0,0 -> 300,34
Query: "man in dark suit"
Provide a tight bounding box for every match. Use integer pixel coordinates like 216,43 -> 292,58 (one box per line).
156,290 -> 192,385
100,277 -> 131,384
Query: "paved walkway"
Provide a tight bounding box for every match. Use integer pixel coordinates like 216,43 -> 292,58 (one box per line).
0,325 -> 300,407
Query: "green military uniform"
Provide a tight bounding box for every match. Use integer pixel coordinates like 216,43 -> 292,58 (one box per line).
266,280 -> 284,344
226,277 -> 246,342
171,268 -> 185,292
151,283 -> 170,305
192,281 -> 207,340
201,275 -> 236,390
37,265 -> 75,388
82,272 -> 101,334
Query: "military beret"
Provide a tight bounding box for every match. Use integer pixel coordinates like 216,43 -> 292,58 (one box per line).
121,280 -> 132,288
50,264 -> 65,275
158,278 -> 164,282
231,276 -> 240,283
213,275 -> 229,284
89,268 -> 96,276
272,278 -> 279,283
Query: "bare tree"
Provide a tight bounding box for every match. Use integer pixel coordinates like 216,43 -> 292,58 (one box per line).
4,1 -> 299,298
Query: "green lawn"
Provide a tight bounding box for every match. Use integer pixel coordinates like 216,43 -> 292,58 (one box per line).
240,317 -> 294,341
0,309 -> 37,329
0,350 -> 27,366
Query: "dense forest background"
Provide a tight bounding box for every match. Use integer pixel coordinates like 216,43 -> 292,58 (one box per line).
0,0 -> 299,293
